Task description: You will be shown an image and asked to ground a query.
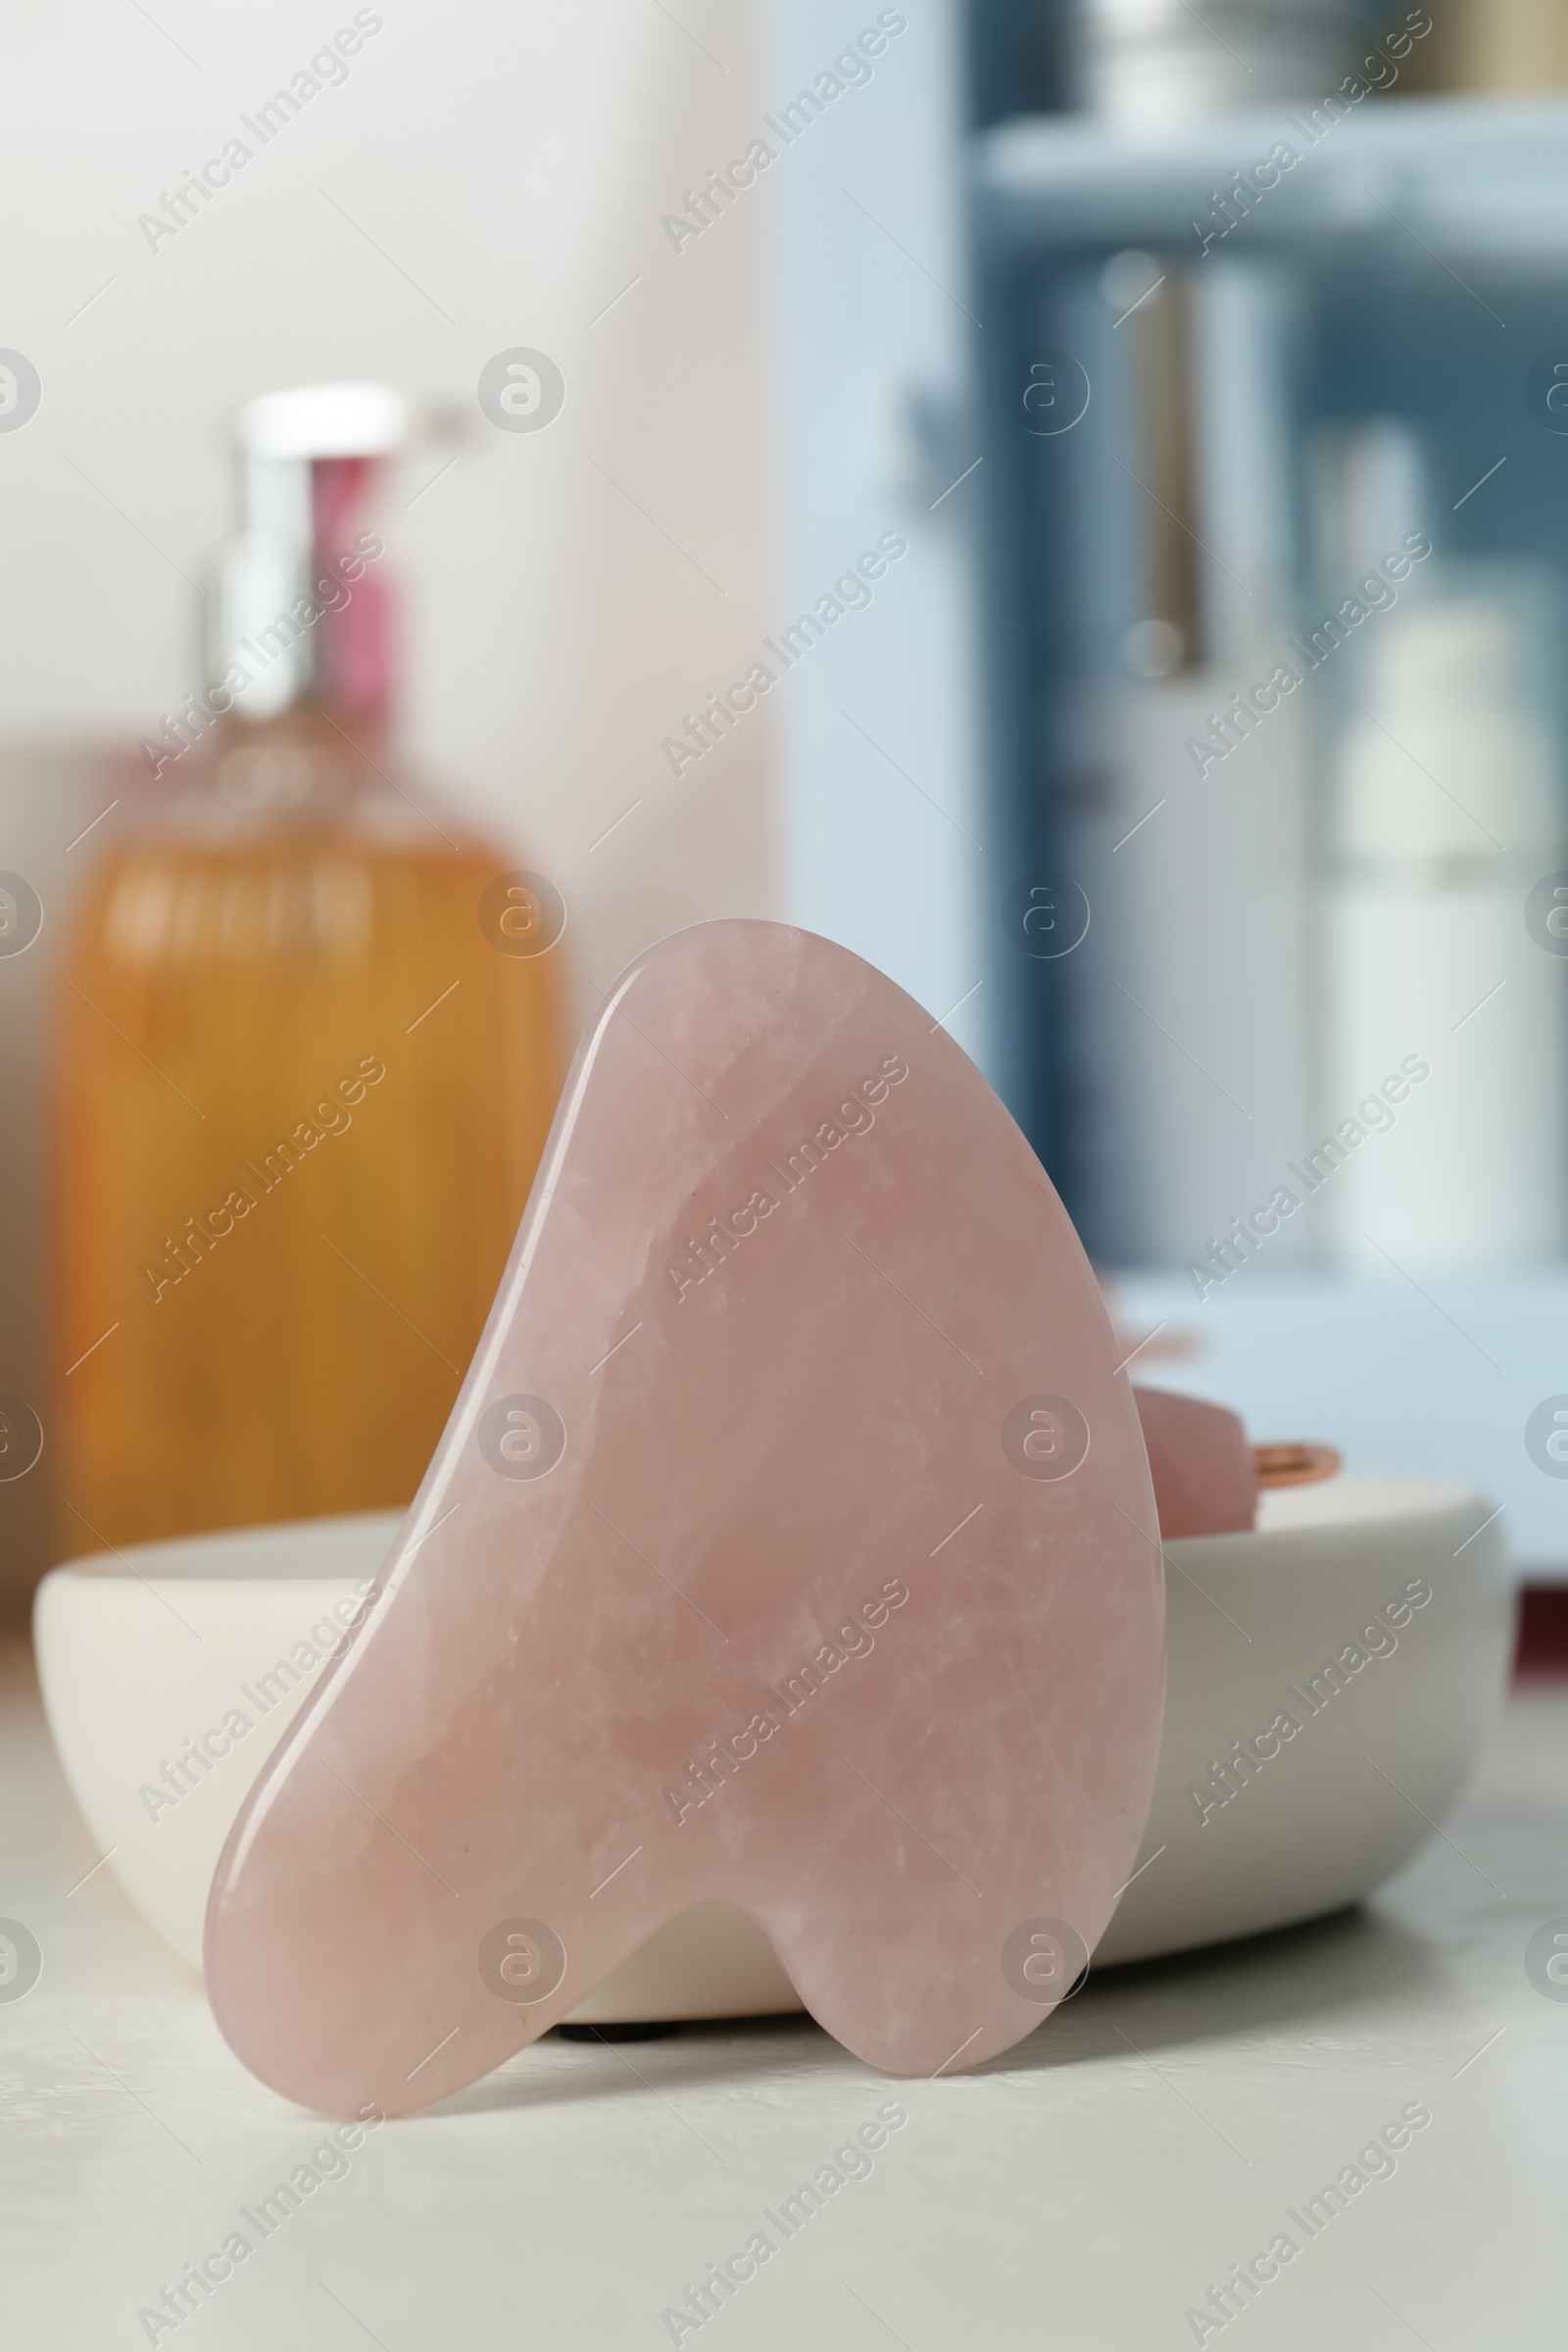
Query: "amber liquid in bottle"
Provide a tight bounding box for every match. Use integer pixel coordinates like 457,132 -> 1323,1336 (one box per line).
52,710 -> 563,1548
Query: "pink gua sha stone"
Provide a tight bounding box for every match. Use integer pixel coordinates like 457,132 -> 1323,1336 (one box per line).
205,918 -> 1167,2116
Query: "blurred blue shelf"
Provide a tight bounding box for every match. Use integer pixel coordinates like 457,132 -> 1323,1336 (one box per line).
1109,1264 -> 1568,1572
974,93 -> 1568,261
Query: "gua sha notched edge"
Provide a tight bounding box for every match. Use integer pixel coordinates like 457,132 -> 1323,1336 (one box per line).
205,919 -> 1167,2116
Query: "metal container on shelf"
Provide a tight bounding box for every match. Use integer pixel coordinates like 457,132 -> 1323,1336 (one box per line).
1066,0 -> 1355,121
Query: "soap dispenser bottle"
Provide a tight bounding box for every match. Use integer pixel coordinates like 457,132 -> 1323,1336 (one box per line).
52,382 -> 564,1548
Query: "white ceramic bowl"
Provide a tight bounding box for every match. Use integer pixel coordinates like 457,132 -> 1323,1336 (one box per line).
33,1474 -> 1512,2020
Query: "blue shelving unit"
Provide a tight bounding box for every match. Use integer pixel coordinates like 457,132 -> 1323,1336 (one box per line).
968,93 -> 1568,1564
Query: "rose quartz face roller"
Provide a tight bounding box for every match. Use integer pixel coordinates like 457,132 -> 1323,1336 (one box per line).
205,919 -> 1168,2116
1132,1390 -> 1341,1538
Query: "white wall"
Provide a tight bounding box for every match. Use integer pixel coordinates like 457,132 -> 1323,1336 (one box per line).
0,0 -> 784,997
763,0 -> 988,1070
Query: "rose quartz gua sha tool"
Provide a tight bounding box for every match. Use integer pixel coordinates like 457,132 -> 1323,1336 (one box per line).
205,919 -> 1167,2115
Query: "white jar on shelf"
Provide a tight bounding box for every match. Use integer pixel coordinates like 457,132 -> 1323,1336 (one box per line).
1322,589 -> 1566,1266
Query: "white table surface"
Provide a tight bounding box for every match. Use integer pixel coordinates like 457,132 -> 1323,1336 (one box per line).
3,1634 -> 1565,2352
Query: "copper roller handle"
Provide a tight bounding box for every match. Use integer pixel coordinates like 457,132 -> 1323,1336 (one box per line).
1253,1442 -> 1343,1490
